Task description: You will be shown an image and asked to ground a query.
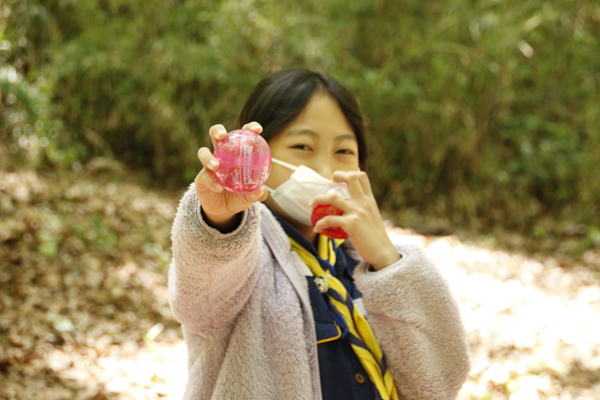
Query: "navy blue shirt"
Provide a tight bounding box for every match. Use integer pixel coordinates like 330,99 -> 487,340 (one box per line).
271,211 -> 377,400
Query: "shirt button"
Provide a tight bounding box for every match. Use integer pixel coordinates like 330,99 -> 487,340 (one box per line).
355,373 -> 365,384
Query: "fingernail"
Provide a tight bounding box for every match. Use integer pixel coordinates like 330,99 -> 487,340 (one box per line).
209,160 -> 219,169
219,129 -> 227,139
214,183 -> 223,191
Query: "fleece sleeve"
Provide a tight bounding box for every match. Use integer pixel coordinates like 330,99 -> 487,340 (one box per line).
352,242 -> 470,400
168,184 -> 263,336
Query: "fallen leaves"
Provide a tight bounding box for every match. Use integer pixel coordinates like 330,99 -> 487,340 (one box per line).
0,169 -> 180,399
1,169 -> 599,399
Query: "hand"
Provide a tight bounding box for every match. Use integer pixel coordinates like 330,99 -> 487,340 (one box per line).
195,122 -> 269,231
309,171 -> 400,270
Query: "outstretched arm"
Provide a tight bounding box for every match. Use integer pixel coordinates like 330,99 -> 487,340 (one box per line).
168,186 -> 264,336
169,122 -> 268,336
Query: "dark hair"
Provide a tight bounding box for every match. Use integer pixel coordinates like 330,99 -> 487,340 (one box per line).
237,69 -> 368,170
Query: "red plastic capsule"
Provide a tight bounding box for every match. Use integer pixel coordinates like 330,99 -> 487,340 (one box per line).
311,204 -> 348,239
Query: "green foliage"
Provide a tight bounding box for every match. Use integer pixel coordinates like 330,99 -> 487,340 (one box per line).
1,0 -> 599,244
333,0 -> 600,234
1,0 -> 72,171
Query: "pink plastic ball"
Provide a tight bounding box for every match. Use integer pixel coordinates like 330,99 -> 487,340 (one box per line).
212,129 -> 271,194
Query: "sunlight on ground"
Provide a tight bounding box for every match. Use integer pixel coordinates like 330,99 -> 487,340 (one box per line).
97,340 -> 188,399
43,337 -> 188,399
387,226 -> 600,400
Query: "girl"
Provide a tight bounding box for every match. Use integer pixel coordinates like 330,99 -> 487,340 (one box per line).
169,69 -> 469,400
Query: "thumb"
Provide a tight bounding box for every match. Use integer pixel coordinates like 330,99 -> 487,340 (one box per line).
250,186 -> 268,202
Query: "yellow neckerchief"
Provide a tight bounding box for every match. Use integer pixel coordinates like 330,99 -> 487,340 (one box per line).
289,234 -> 398,400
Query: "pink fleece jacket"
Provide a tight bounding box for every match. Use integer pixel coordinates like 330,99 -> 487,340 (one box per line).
168,185 -> 470,399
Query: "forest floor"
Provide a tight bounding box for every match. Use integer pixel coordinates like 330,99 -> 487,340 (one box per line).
1,166 -> 599,400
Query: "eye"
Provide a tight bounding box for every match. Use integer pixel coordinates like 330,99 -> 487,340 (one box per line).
336,149 -> 356,155
292,144 -> 312,151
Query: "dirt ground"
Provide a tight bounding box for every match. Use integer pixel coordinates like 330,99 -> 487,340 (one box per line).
1,168 -> 599,399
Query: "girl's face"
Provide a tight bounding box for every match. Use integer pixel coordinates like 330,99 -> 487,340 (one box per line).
264,92 -> 360,228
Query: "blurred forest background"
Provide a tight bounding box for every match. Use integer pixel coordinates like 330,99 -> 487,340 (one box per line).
2,0 -> 599,255
1,0 -> 600,399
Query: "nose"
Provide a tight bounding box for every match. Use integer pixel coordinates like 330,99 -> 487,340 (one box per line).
312,162 -> 333,180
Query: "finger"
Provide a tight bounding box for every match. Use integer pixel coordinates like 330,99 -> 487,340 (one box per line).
241,121 -> 263,134
242,186 -> 268,204
257,186 -> 269,202
209,124 -> 228,148
310,193 -> 349,212
332,171 -> 365,198
313,215 -> 348,233
195,168 -> 224,192
198,147 -> 220,171
357,171 -> 373,196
